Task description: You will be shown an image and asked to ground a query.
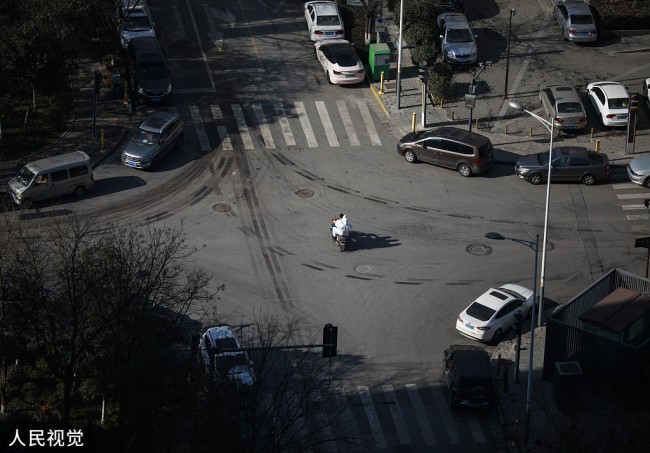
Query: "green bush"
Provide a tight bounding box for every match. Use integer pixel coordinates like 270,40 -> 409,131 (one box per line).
410,43 -> 437,65
404,22 -> 436,48
427,62 -> 454,100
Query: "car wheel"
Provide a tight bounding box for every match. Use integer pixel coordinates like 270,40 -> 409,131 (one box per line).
491,328 -> 503,344
74,186 -> 87,197
469,386 -> 487,403
458,163 -> 472,177
21,198 -> 33,209
529,173 -> 543,185
404,150 -> 417,163
644,178 -> 650,189
582,174 -> 596,186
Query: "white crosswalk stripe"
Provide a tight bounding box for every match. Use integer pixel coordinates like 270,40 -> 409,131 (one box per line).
358,385 -> 388,449
405,383 -> 436,446
232,104 -> 254,150
315,101 -> 339,147
336,100 -> 360,147
430,384 -> 461,444
210,104 -> 223,120
189,104 -> 211,152
295,101 -> 318,148
357,98 -> 381,146
382,385 -> 411,445
217,125 -> 232,151
253,104 -> 275,149
275,103 -> 296,146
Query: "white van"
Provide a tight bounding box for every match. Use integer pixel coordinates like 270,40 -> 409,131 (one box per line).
8,151 -> 94,206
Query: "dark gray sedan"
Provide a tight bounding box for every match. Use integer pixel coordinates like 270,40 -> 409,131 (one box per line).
515,146 -> 609,185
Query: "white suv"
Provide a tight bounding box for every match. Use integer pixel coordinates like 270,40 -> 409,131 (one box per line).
199,325 -> 254,387
117,0 -> 156,49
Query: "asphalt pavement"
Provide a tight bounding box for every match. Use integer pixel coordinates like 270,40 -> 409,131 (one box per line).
2,8 -> 649,451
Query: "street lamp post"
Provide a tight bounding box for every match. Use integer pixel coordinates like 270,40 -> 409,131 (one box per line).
504,8 -> 516,99
485,231 -> 539,451
509,100 -> 555,328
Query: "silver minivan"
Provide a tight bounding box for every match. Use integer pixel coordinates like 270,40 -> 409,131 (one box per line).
8,151 -> 94,206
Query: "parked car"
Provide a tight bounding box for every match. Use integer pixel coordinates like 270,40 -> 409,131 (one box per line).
587,81 -> 629,127
314,39 -> 365,85
117,0 -> 156,49
456,284 -> 534,343
396,126 -> 493,176
553,0 -> 597,42
199,325 -> 254,387
436,13 -> 477,65
627,154 -> 650,187
515,146 -> 609,185
443,344 -> 495,408
304,1 -> 345,42
643,77 -> 650,109
539,85 -> 587,131
121,112 -> 184,170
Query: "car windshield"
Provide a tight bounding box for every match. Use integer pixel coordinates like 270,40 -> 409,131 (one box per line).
329,45 -> 359,66
15,167 -> 36,186
608,98 -> 629,109
317,15 -> 340,26
557,102 -> 583,113
123,15 -> 152,31
465,302 -> 496,321
214,354 -> 250,375
446,28 -> 473,43
132,129 -> 160,145
570,14 -> 593,24
138,63 -> 167,79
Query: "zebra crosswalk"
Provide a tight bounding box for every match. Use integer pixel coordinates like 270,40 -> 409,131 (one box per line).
176,99 -> 384,153
317,383 -> 494,452
612,174 -> 650,231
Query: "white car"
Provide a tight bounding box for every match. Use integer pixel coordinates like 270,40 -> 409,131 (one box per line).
315,40 -> 365,85
199,325 -> 254,386
304,1 -> 345,42
456,284 -> 534,343
586,81 -> 630,127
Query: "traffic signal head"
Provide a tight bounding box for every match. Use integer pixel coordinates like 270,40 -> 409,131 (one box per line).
322,324 -> 338,358
630,94 -> 639,113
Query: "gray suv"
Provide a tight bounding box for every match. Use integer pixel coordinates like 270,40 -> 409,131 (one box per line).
121,112 -> 184,170
397,127 -> 493,177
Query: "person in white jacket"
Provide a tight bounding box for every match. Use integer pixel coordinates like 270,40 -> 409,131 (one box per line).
331,213 -> 351,239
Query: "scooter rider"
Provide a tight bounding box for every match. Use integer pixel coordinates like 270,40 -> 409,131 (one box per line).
331,213 -> 350,239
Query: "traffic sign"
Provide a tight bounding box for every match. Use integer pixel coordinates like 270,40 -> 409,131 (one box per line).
375,17 -> 386,32
635,237 -> 650,248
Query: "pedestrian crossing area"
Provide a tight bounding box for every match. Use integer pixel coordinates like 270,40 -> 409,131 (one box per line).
304,383 -> 494,452
144,98 -> 385,153
612,170 -> 650,231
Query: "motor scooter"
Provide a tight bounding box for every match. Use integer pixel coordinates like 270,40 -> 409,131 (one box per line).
330,222 -> 351,251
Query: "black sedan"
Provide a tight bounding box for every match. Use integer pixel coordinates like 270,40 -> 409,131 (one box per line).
515,146 -> 609,185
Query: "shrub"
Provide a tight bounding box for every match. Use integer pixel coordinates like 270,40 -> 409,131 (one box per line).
427,62 -> 454,100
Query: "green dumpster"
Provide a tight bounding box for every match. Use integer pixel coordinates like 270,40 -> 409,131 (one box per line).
369,43 -> 390,82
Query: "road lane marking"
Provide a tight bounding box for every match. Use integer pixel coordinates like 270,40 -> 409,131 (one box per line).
357,99 -> 381,146
295,101 -> 318,148
316,101 -> 339,147
275,103 -> 296,146
232,104 -> 254,150
336,100 -> 360,146
253,104 -> 275,149
467,415 -> 485,443
430,384 -> 460,444
184,0 -> 216,92
382,385 -> 411,445
210,104 -> 223,120
617,193 -> 650,200
217,126 -> 232,151
358,386 -> 388,449
406,384 -> 436,446
189,104 -> 211,152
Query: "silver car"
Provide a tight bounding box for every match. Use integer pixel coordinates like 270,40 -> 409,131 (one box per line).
437,13 -> 477,65
121,112 -> 184,170
539,85 -> 587,130
117,2 -> 156,49
553,0 -> 597,43
627,154 -> 650,188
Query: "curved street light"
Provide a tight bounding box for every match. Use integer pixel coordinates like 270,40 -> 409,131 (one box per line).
508,100 -> 555,329
485,231 -> 539,451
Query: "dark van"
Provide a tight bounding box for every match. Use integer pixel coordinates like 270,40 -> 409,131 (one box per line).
443,344 -> 495,408
127,36 -> 172,104
397,126 -> 494,177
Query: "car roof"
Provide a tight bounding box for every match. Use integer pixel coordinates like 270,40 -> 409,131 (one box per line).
447,346 -> 492,377
141,112 -> 177,132
562,1 -> 592,14
472,284 -> 530,310
554,146 -> 603,160
307,1 -> 339,14
589,81 -> 628,98
542,85 -> 582,102
421,126 -> 490,147
439,13 -> 470,27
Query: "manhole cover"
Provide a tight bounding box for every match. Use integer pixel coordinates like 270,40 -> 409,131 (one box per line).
356,265 -> 372,274
296,189 -> 314,198
213,203 -> 231,212
466,243 -> 492,256
288,145 -> 303,152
